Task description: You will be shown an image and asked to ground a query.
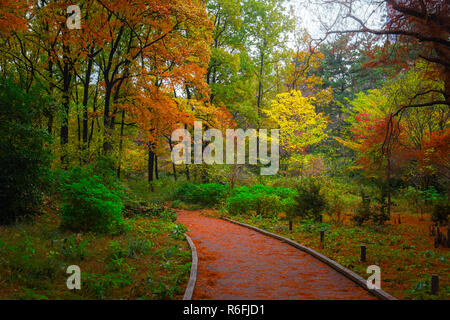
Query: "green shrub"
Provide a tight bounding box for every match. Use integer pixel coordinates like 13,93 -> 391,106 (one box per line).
292,179 -> 327,222
173,182 -> 199,203
256,194 -> 281,217
372,192 -> 390,225
197,183 -> 228,206
226,192 -> 257,215
0,78 -> 51,225
431,201 -> 449,225
55,164 -> 124,197
352,192 -> 372,226
325,190 -> 346,223
352,191 -> 390,226
171,200 -> 183,209
172,182 -> 227,207
60,177 -> 128,235
226,184 -> 296,216
272,187 -> 297,199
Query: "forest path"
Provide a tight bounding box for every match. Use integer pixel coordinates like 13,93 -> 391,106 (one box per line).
177,209 -> 377,300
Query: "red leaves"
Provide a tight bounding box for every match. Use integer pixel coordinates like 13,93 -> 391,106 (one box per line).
417,128 -> 450,177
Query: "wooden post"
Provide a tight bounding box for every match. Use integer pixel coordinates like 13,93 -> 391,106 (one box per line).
289,220 -> 293,231
360,245 -> 366,262
320,231 -> 324,247
447,222 -> 450,248
431,274 -> 439,295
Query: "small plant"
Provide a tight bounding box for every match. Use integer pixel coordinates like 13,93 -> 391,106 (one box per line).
107,240 -> 127,260
372,190 -> 390,225
83,272 -> 132,299
127,238 -> 153,258
352,191 -> 390,225
170,223 -> 188,240
352,192 -> 372,226
293,179 -> 327,222
160,208 -> 177,222
58,236 -> 89,261
124,200 -> 166,217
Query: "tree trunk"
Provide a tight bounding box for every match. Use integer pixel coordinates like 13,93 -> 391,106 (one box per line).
82,52 -> 94,146
256,50 -> 265,129
60,57 -> 71,166
88,78 -> 99,149
154,155 -> 159,180
386,155 -> 392,217
185,164 -> 190,181
103,85 -> 113,153
148,147 -> 154,183
117,109 -> 125,179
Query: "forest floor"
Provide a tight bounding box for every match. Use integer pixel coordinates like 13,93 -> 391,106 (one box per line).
0,205 -> 191,300
177,209 -> 377,299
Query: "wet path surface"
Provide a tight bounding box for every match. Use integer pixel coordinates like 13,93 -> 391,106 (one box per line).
177,210 -> 377,300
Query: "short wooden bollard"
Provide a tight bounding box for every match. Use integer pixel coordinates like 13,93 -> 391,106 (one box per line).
431,274 -> 439,295
360,245 -> 366,262
447,222 -> 450,248
320,231 -> 324,247
289,220 -> 293,231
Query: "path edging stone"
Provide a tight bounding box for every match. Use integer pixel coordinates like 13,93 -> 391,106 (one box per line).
222,217 -> 397,301
183,233 -> 198,300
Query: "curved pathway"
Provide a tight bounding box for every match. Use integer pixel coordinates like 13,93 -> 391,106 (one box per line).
177,210 -> 377,300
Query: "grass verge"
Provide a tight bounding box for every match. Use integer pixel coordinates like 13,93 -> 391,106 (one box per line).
0,206 -> 191,300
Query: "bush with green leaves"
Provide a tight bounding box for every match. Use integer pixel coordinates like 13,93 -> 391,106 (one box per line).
226,184 -> 295,216
0,78 -> 51,225
431,201 -> 449,225
325,189 -> 346,223
60,177 -> 128,235
352,192 -> 372,226
226,192 -> 258,215
292,179 -> 327,222
172,182 -> 227,207
54,160 -> 123,197
352,191 -> 390,225
256,194 -> 281,217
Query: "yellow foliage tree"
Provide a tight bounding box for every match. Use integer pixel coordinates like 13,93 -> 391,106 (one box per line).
264,90 -> 329,165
